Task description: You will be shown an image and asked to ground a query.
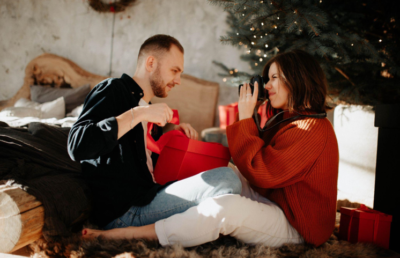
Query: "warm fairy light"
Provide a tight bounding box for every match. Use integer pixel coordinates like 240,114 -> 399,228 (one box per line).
261,22 -> 264,26
250,27 -> 255,31
351,43 -> 354,46
379,39 -> 382,42
294,21 -> 297,24
244,45 -> 248,48
259,58 -> 263,62
265,33 -> 268,35
260,36 -> 263,38
247,50 -> 251,54
265,44 -> 269,48
234,69 -> 238,72
239,42 -> 243,45
254,35 -> 257,38
381,63 -> 386,67
277,17 -> 280,20
251,42 -> 255,45
264,54 -> 267,57
237,33 -> 239,35
255,63 -> 258,66
242,13 -> 245,16
274,25 -> 277,29
223,78 -> 227,82
244,6 -> 246,9
230,71 -> 234,74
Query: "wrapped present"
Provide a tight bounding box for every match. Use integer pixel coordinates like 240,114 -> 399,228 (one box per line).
147,110 -> 231,185
219,102 -> 238,129
339,204 -> 392,249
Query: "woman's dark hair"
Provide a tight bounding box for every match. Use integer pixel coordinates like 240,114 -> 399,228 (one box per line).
262,49 -> 329,113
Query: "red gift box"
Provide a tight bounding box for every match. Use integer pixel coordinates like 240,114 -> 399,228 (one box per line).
153,131 -> 231,185
147,110 -> 231,185
339,204 -> 392,249
219,102 -> 238,129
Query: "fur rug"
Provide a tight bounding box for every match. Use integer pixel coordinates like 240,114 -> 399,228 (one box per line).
28,212 -> 399,258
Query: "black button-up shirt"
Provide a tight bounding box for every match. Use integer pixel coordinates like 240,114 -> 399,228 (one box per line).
68,74 -> 165,227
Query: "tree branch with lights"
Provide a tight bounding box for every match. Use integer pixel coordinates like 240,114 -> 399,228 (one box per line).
210,0 -> 400,105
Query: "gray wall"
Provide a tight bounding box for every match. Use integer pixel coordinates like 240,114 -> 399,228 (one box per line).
0,0 -> 247,101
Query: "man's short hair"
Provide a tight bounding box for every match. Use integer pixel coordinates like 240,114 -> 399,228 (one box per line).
138,34 -> 184,62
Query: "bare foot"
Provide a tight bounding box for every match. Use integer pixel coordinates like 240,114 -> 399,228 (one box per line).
82,224 -> 158,241
82,228 -> 129,240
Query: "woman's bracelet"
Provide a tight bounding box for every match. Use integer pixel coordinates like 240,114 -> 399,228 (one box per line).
130,108 -> 134,129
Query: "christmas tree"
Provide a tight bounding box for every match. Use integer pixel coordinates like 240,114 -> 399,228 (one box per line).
210,0 -> 399,106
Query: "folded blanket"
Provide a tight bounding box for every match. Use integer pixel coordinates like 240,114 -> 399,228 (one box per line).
0,121 -> 91,241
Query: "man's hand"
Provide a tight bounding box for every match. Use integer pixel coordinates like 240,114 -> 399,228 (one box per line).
135,103 -> 173,127
174,123 -> 198,140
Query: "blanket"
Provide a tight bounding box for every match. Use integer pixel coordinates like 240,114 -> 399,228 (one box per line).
0,121 -> 91,241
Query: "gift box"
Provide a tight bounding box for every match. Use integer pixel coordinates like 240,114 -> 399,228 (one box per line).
219,102 -> 238,129
152,131 -> 231,185
339,204 -> 392,249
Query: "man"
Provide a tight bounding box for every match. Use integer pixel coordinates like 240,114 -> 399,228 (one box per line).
68,35 -> 241,232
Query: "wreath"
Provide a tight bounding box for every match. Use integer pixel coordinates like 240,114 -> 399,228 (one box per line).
89,0 -> 137,13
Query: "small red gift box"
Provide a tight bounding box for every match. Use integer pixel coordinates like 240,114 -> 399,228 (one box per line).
339,205 -> 392,249
153,131 -> 231,185
219,102 -> 238,129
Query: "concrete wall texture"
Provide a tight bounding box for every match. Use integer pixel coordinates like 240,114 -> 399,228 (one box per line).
0,0 -> 248,101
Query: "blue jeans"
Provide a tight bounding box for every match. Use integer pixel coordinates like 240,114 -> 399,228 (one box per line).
103,167 -> 241,229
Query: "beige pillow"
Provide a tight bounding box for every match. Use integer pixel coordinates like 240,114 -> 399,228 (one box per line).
14,97 -> 65,119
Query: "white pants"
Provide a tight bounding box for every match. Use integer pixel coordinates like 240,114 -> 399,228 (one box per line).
155,164 -> 304,247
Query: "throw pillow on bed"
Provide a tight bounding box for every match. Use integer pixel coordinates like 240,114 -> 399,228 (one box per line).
30,84 -> 91,113
0,107 -> 42,118
14,97 -> 65,119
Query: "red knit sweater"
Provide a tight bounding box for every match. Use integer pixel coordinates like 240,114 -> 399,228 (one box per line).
226,111 -> 339,246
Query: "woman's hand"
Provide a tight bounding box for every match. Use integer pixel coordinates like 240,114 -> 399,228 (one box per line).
238,82 -> 259,120
174,123 -> 199,140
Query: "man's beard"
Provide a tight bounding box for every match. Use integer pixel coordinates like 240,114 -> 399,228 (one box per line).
150,66 -> 167,98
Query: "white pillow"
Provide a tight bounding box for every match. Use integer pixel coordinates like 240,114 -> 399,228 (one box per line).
14,97 -> 65,119
66,104 -> 83,117
0,107 -> 42,118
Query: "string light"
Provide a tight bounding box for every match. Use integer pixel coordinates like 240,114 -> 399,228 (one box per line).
260,1 -> 263,3
294,21 -> 297,24
242,13 -> 245,16
261,22 -> 264,26
265,33 -> 268,36
320,0 -> 322,2
379,39 -> 382,42
265,44 -> 269,48
234,69 -> 238,72
223,78 -> 227,82
351,43 -> 354,46
259,58 -> 263,62
237,33 -> 239,35
239,42 -> 243,45
274,25 -> 278,29
260,36 -> 263,38
247,50 -> 251,54
264,54 -> 267,57
244,6 -> 246,9
255,63 -> 258,66
254,35 -> 257,38
230,71 -> 234,74
251,42 -> 255,45
277,17 -> 280,20
244,45 -> 248,48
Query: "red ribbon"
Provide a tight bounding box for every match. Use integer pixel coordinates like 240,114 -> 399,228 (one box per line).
147,110 -> 180,154
347,204 -> 382,243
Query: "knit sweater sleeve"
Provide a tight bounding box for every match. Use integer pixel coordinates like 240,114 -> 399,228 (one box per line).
226,117 -> 325,189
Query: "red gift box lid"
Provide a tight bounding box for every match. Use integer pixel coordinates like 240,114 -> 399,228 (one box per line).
340,207 -> 392,222
166,135 -> 231,160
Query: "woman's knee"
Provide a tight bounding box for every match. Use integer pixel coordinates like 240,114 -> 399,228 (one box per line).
201,167 -> 242,195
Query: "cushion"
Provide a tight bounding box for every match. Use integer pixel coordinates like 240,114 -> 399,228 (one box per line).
66,104 -> 84,117
30,84 -> 91,113
14,97 -> 65,119
0,107 -> 42,118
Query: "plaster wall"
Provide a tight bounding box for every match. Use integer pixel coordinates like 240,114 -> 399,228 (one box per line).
0,0 -> 247,102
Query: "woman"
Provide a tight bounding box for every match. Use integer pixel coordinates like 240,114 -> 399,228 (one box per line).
83,49 -> 339,248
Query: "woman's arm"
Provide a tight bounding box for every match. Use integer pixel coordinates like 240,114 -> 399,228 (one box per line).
226,117 -> 327,189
